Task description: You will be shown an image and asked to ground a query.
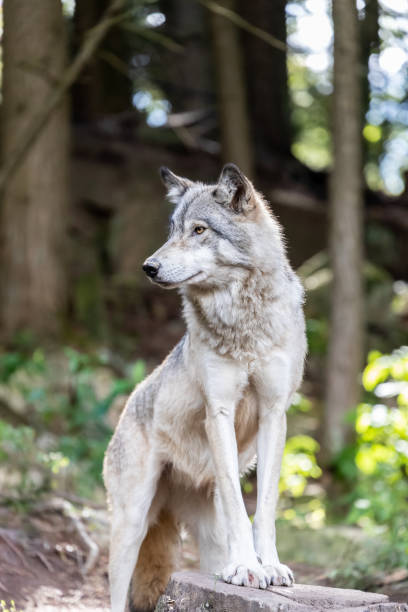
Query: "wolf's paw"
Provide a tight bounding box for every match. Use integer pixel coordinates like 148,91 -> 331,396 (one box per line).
222,562 -> 269,589
263,562 -> 295,586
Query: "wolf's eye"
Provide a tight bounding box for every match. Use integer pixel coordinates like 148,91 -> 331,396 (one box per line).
194,226 -> 206,235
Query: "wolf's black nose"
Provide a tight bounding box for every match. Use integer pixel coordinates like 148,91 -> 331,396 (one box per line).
143,259 -> 160,278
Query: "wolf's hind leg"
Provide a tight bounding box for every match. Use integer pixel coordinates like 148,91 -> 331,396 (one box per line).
106,453 -> 162,612
128,508 -> 180,612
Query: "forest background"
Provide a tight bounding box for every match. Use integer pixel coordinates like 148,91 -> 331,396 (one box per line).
0,0 -> 408,609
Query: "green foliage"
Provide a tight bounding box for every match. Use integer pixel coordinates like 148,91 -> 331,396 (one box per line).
272,394 -> 325,526
306,318 -> 328,356
333,347 -> 408,580
0,348 -> 45,383
0,347 -> 146,498
289,391 -> 313,414
0,420 -> 69,498
279,347 -> 408,584
288,57 -> 331,171
362,347 -> 408,393
281,434 -> 322,498
349,348 -> 408,530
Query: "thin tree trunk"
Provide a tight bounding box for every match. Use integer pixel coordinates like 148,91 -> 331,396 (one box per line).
1,0 -> 69,338
210,0 -> 254,177
323,0 -> 364,459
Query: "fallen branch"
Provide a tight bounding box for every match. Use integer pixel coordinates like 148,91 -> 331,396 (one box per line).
34,498 -> 99,575
374,568 -> 408,586
0,0 -> 127,194
61,500 -> 99,575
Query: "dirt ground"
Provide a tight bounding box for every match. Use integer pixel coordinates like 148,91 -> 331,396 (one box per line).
0,502 -> 110,611
0,500 -> 407,611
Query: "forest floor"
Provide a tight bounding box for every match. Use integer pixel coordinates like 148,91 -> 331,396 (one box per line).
0,495 -> 407,611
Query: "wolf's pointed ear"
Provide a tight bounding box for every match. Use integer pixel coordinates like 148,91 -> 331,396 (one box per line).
159,167 -> 193,204
214,163 -> 254,214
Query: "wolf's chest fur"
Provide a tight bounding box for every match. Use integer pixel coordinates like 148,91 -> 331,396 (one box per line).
183,267 -> 296,362
157,381 -> 259,490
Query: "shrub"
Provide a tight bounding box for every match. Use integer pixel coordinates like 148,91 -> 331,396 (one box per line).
0,347 -> 146,499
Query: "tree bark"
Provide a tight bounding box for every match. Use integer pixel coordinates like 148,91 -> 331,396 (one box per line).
210,0 -> 254,177
1,0 -> 69,338
323,0 -> 364,460
238,0 -> 291,158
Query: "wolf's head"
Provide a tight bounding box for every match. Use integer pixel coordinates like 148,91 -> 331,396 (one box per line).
142,163 -> 282,290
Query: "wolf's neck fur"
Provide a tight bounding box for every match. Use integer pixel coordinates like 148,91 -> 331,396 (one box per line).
182,257 -> 297,362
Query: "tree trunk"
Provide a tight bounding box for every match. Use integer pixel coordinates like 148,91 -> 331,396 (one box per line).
323,0 -> 364,460
160,0 -> 213,113
1,0 -> 69,339
360,0 -> 379,121
238,0 -> 291,159
72,0 -> 132,122
210,0 -> 254,177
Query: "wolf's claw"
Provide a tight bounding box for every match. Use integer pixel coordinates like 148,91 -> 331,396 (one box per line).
222,562 -> 269,589
264,563 -> 295,586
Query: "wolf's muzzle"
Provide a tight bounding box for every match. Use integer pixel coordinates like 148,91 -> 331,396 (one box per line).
142,259 -> 161,278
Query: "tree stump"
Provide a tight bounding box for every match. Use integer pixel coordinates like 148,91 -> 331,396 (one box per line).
155,571 -> 407,611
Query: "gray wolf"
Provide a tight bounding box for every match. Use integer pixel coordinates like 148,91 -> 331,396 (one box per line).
103,163 -> 307,612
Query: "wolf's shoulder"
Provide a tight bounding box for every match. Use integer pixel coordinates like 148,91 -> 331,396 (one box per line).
126,335 -> 187,422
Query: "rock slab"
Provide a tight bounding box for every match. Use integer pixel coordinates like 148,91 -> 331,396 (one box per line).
155,571 -> 408,612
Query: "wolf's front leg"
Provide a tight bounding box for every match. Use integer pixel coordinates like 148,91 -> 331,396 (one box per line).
252,361 -> 294,586
201,355 -> 269,589
253,408 -> 294,586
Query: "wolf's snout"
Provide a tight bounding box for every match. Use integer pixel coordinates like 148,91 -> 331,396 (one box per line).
142,259 -> 160,278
